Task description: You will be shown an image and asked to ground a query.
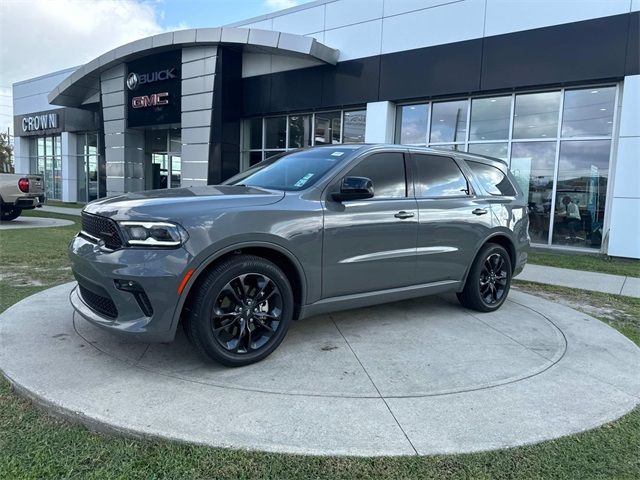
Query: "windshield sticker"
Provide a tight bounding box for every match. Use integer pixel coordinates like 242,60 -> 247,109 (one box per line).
294,173 -> 314,187
331,151 -> 344,157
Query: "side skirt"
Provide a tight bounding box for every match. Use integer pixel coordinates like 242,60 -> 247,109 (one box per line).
298,280 -> 461,320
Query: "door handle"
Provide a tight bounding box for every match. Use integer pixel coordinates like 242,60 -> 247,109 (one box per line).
472,208 -> 488,216
394,211 -> 415,219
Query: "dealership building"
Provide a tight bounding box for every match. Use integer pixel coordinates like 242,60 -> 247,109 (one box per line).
11,0 -> 640,259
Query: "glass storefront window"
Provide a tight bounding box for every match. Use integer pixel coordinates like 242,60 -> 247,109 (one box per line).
397,104 -> 428,144
30,134 -> 62,200
146,128 -> 182,190
243,108 -> 366,170
430,100 -> 467,143
469,96 -> 511,141
314,111 -> 341,145
513,91 -> 560,139
510,142 -> 557,245
288,114 -> 312,149
395,84 -> 617,251
468,142 -> 508,160
343,110 -> 367,144
249,117 -> 262,150
552,140 -> 611,248
265,116 -> 287,149
561,87 -> 615,138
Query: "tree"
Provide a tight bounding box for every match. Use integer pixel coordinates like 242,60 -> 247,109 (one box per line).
0,132 -> 13,173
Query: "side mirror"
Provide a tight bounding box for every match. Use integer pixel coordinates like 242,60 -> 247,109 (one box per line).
332,176 -> 374,202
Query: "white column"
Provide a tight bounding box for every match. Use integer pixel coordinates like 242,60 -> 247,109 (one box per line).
13,137 -> 30,174
61,132 -> 78,203
364,101 -> 396,144
607,75 -> 640,259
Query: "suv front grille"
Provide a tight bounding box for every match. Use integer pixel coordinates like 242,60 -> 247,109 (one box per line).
81,212 -> 123,250
78,285 -> 118,319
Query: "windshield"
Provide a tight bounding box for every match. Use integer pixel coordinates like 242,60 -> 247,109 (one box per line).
227,147 -> 359,191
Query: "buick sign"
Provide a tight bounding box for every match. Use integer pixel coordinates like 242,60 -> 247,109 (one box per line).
126,69 -> 176,90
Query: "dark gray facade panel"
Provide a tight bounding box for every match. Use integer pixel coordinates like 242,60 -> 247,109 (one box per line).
321,56 -> 381,107
379,40 -> 482,101
270,67 -> 323,112
209,47 -> 243,184
625,11 -> 639,75
481,13 -> 632,91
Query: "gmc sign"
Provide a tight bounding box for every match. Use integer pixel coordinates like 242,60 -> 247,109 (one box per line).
131,92 -> 169,109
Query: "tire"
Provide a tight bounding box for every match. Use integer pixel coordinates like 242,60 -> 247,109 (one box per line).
457,243 -> 512,312
186,254 -> 294,367
0,205 -> 22,221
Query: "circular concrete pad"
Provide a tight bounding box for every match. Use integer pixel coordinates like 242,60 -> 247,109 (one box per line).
0,216 -> 73,230
1,283 -> 639,456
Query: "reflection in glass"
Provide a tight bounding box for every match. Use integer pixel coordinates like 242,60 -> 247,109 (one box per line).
343,110 -> 366,144
561,87 -> 615,137
510,142 -> 556,244
468,142 -> 508,160
314,111 -> 341,145
265,116 -> 286,149
470,96 -> 511,141
430,144 -> 463,151
288,115 -> 311,148
171,155 -> 181,189
397,104 -> 428,144
430,100 -> 467,143
513,91 -> 560,139
552,140 -> 610,248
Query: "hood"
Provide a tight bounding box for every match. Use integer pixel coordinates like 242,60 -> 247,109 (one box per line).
83,185 -> 285,221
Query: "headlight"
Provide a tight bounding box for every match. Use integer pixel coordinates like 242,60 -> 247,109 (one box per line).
119,221 -> 188,247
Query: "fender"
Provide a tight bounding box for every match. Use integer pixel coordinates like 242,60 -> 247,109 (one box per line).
458,228 -> 517,291
167,239 -> 309,336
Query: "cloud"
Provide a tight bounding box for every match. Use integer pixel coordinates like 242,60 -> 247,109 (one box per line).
264,0 -> 300,11
0,0 -> 171,87
0,0 -> 182,133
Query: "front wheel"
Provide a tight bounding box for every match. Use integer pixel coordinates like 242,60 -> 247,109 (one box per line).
0,206 -> 22,221
457,243 -> 512,312
186,254 -> 294,367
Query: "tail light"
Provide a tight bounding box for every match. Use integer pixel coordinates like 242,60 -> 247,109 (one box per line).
18,178 -> 29,193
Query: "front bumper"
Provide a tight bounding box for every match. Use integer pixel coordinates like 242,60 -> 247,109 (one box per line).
69,234 -> 192,342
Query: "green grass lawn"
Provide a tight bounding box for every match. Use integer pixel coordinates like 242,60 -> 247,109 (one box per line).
528,249 -> 640,278
1,210 -> 639,479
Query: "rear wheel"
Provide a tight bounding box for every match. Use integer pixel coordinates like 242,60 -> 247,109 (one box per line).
457,243 -> 512,312
186,254 -> 293,366
0,205 -> 22,221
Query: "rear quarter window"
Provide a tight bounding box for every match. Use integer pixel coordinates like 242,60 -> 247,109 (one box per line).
466,161 -> 517,196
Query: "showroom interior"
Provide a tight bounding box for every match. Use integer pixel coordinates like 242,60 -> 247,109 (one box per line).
11,0 -> 639,259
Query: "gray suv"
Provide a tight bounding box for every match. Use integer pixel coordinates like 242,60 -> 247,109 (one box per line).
69,145 -> 529,366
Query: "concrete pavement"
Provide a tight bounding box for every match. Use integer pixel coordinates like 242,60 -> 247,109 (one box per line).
517,263 -> 640,298
1,283 -> 638,456
40,205 -> 82,216
0,216 -> 74,230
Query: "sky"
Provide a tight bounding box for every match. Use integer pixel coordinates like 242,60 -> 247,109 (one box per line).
0,0 -> 315,135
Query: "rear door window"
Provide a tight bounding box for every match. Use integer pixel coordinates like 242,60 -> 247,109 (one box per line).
412,154 -> 469,198
466,161 -> 516,196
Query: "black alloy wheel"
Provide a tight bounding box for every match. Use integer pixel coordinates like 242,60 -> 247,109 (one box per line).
187,254 -> 293,366
457,243 -> 512,312
478,253 -> 509,305
211,273 -> 283,354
